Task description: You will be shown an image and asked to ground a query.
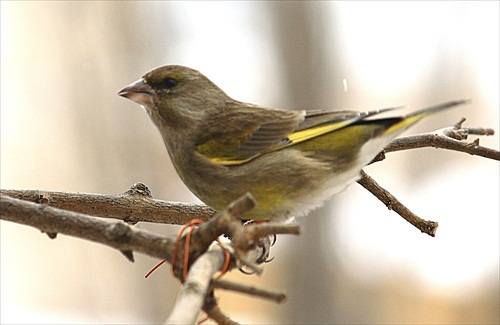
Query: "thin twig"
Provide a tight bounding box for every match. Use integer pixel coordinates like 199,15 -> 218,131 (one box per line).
212,279 -> 287,303
358,120 -> 498,236
203,297 -> 241,325
356,171 -> 439,237
384,123 -> 499,160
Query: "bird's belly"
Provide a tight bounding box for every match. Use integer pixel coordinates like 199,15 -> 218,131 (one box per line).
183,149 -> 364,221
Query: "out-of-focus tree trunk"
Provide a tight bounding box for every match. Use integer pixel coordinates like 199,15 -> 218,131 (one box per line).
268,2 -> 342,322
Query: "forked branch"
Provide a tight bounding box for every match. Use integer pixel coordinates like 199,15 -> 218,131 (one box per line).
0,119 -> 498,324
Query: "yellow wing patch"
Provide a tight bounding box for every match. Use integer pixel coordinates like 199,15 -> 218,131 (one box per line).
382,113 -> 423,135
287,120 -> 354,144
202,119 -> 356,166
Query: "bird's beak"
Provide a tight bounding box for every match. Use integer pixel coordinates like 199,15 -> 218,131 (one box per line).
118,78 -> 154,106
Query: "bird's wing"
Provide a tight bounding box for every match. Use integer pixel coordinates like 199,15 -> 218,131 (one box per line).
287,107 -> 398,144
195,106 -> 304,165
196,105 -> 400,166
196,100 -> 468,166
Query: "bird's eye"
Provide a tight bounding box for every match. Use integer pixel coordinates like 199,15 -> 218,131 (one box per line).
161,78 -> 177,89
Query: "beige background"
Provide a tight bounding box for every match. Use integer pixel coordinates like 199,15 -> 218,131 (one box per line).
1,2 -> 498,323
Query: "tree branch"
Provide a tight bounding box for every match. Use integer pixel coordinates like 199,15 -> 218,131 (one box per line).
167,246 -> 229,324
1,119 -> 498,323
0,182 -> 216,225
355,119 -> 498,237
384,119 -> 499,160
212,279 -> 287,303
357,170 -> 439,237
164,193 -> 299,324
0,194 -> 177,262
0,192 -> 299,324
203,296 -> 240,325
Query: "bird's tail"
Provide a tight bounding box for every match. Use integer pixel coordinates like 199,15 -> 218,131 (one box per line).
384,99 -> 470,135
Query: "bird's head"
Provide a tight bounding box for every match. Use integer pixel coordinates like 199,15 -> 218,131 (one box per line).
119,65 -> 231,129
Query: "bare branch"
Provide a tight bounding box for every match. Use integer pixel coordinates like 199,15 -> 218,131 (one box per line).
1,119 -> 498,323
212,279 -> 287,303
170,193 -> 300,279
203,300 -> 241,325
165,193 -> 298,324
1,191 -> 296,323
356,121 -> 498,237
384,122 -> 499,160
167,246 -> 228,324
0,194 -> 177,261
0,183 -> 216,225
357,170 -> 439,237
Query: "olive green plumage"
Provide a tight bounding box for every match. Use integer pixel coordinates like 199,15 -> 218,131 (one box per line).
119,65 -> 467,221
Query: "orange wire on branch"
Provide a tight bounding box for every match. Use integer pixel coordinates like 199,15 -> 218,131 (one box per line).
145,259 -> 166,278
145,219 -> 204,279
145,218 -> 232,281
172,219 -> 205,281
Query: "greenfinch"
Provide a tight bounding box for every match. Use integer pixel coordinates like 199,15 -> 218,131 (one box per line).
119,65 -> 467,221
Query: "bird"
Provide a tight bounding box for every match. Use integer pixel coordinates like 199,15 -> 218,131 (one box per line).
118,65 -> 467,221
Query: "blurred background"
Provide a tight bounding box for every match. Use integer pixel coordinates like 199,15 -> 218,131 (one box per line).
1,1 -> 498,324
